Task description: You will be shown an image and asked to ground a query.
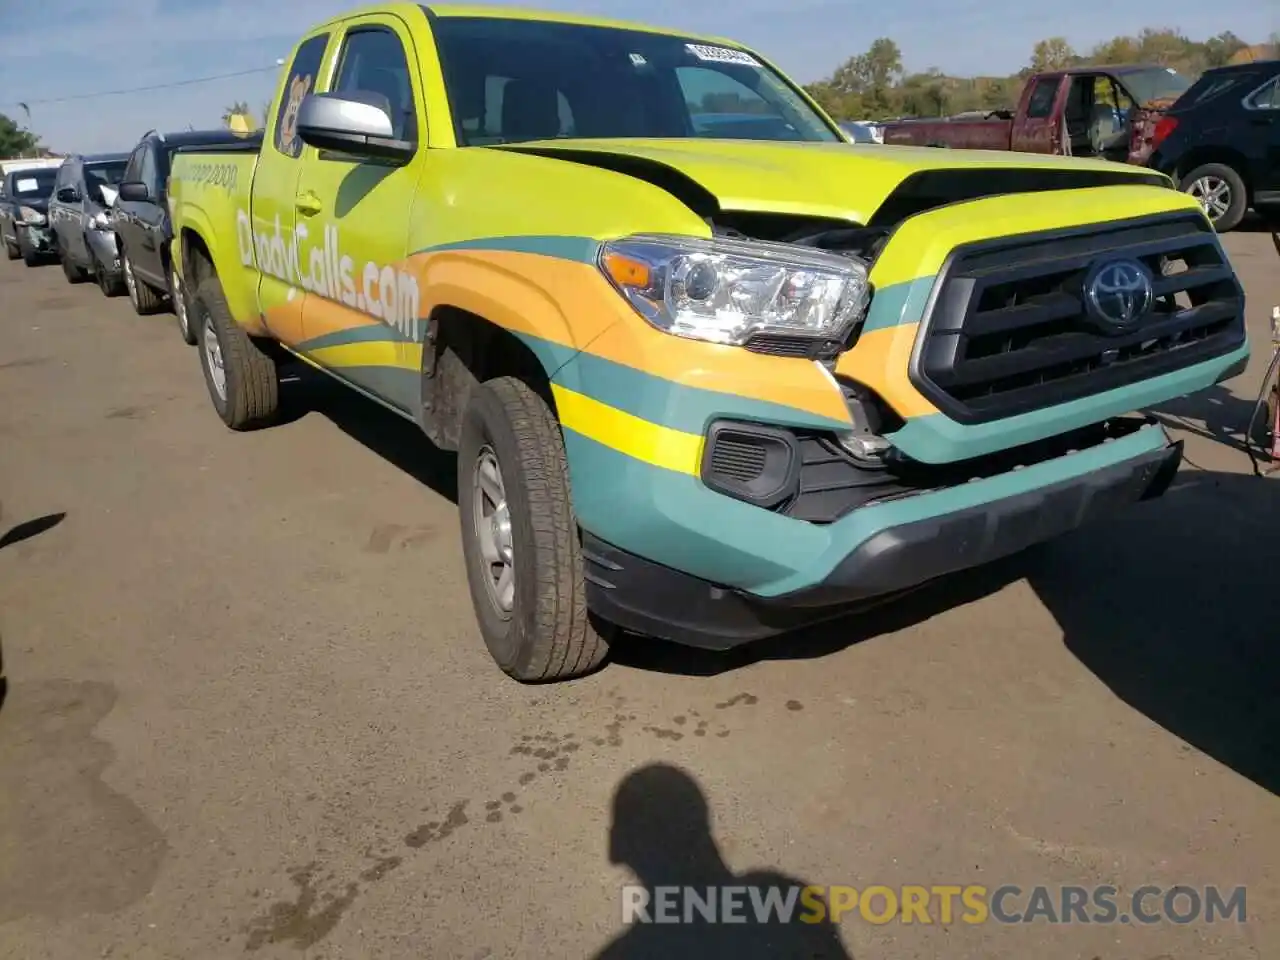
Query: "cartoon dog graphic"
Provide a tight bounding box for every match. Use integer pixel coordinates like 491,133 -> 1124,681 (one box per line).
276,73 -> 312,157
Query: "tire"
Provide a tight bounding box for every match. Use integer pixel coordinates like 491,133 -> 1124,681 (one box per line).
122,248 -> 164,314
457,376 -> 610,682
1180,163 -> 1248,233
93,253 -> 125,297
193,276 -> 279,430
20,235 -> 40,267
4,238 -> 18,261
59,240 -> 90,283
170,264 -> 197,345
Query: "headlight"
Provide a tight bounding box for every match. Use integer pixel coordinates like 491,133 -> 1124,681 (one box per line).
599,234 -> 870,346
88,211 -> 112,231
18,206 -> 46,225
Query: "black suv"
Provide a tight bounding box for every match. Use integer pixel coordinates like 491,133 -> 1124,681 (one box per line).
1145,59 -> 1280,232
47,152 -> 129,294
115,128 -> 259,342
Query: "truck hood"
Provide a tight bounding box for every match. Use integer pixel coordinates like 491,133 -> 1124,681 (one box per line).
497,137 -> 1167,225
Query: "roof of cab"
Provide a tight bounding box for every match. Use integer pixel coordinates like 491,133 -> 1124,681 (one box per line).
305,2 -> 743,48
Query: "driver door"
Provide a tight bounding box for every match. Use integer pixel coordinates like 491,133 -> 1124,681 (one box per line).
295,12 -> 424,413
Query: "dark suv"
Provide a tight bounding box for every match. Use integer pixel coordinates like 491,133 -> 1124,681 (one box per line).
0,166 -> 60,265
115,128 -> 260,341
47,152 -> 129,294
1144,59 -> 1280,232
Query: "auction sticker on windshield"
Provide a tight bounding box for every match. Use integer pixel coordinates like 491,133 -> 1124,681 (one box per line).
685,44 -> 761,67
16,178 -> 37,192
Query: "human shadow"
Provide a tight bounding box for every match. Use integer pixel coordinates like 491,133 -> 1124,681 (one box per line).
276,361 -> 458,503
593,763 -> 854,960
1148,382 -> 1269,457
610,552 -> 1025,677
0,512 -> 66,551
1027,468 -> 1280,795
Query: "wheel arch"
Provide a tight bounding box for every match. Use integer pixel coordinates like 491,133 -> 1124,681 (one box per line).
1175,149 -> 1254,196
419,304 -> 563,452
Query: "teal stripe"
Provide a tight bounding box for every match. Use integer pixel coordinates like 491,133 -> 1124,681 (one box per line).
298,324 -> 411,352
313,363 -> 419,413
412,234 -> 601,264
567,422 -> 1173,597
891,341 -> 1251,464
862,275 -> 933,333
554,347 -> 851,435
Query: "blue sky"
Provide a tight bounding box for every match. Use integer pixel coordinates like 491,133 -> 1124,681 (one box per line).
1,0 -> 1275,153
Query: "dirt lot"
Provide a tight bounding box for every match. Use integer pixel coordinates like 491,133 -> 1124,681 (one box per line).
1,226 -> 1277,960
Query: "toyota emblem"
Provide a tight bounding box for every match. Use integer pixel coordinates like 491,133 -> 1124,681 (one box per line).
1084,259 -> 1154,330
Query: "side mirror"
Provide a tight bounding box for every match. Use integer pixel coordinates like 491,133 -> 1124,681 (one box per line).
118,181 -> 150,203
56,186 -> 81,203
296,92 -> 414,163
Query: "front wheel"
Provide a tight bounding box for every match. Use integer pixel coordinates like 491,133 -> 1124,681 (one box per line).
93,252 -> 125,297
458,377 -> 610,682
193,276 -> 280,430
5,237 -> 21,261
122,249 -> 164,314
1180,163 -> 1248,233
60,241 -> 90,283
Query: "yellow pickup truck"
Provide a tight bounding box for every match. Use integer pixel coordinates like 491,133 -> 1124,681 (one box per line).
169,3 -> 1248,681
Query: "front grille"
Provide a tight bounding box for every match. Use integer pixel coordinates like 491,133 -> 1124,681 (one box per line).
910,213 -> 1245,423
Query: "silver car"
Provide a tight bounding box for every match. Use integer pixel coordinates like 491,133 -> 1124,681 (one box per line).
47,152 -> 130,295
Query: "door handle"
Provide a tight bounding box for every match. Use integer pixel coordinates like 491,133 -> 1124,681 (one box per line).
295,191 -> 322,216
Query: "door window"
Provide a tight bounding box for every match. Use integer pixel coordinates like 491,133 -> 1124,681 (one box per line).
138,147 -> 159,198
332,27 -> 419,144
1025,79 -> 1058,119
274,32 -> 331,159
1245,77 -> 1280,111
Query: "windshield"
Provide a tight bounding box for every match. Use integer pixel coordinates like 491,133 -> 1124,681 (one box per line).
1121,67 -> 1192,105
9,169 -> 57,199
85,161 -> 127,201
429,15 -> 840,146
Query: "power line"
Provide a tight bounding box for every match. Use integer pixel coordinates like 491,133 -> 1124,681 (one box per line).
7,65 -> 281,109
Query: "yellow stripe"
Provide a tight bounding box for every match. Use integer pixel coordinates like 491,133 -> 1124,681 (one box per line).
552,384 -> 704,475
306,341 -> 424,370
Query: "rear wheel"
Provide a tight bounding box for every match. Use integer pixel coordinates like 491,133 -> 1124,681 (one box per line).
20,234 -> 40,267
1180,163 -> 1248,233
170,264 -> 196,345
93,252 -> 125,297
122,249 -> 164,314
193,276 -> 279,430
458,376 -> 610,682
60,239 -> 90,283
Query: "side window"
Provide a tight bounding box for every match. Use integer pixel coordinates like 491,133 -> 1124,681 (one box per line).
274,32 -> 331,159
332,27 -> 418,144
124,145 -> 144,183
138,147 -> 159,196
1026,79 -> 1058,119
1246,77 -> 1280,110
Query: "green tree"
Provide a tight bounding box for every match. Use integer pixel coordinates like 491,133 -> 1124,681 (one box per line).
0,112 -> 40,157
1030,37 -> 1077,72
827,37 -> 903,116
1203,31 -> 1247,67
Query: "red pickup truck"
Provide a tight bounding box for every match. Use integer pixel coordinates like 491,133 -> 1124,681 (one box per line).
881,64 -> 1192,163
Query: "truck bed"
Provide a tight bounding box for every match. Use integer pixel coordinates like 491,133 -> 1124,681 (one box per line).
880,116 -> 1013,150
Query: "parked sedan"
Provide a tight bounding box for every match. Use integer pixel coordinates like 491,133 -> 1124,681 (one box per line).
0,167 -> 59,265
115,127 -> 261,341
47,152 -> 129,295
